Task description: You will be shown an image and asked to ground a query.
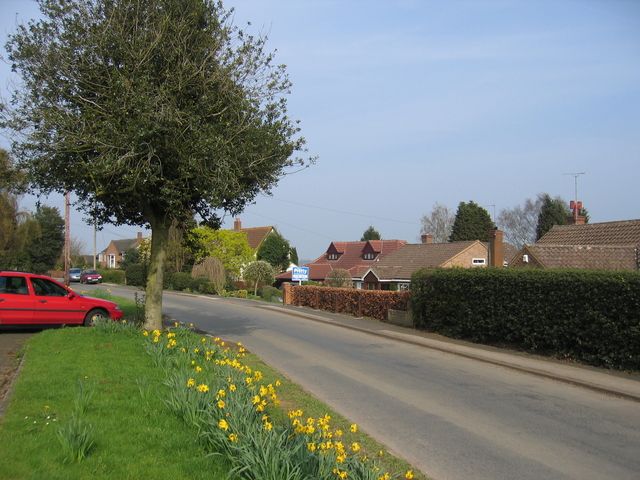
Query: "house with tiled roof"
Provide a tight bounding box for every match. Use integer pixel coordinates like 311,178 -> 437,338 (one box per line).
231,218 -> 275,252
510,219 -> 640,271
275,239 -> 407,286
98,232 -> 146,269
360,231 -> 505,290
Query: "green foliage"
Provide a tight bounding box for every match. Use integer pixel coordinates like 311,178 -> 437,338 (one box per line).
120,248 -> 141,270
197,281 -> 219,295
260,285 -> 282,302
98,269 -> 126,284
257,232 -> 292,272
535,194 -> 569,240
56,413 -> 95,463
170,272 -> 194,291
125,264 -> 147,287
289,247 -> 299,266
244,260 -> 276,295
449,201 -> 495,242
190,276 -> 210,293
191,227 -> 254,279
20,206 -> 64,273
360,226 -> 381,241
411,268 -> 640,370
325,268 -> 353,288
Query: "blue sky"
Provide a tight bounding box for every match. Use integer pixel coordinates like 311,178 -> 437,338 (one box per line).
1,0 -> 639,260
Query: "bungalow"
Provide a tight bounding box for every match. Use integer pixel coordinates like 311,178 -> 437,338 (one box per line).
359,230 -> 506,290
231,218 -> 276,254
510,218 -> 640,271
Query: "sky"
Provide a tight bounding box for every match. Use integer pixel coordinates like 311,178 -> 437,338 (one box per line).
1,0 -> 639,261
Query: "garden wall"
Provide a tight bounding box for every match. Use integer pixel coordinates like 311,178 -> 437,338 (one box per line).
411,268 -> 640,370
286,285 -> 411,322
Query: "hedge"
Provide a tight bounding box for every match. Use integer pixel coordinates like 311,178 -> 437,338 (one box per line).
290,286 -> 411,321
411,268 -> 640,370
98,269 -> 126,284
125,264 -> 147,287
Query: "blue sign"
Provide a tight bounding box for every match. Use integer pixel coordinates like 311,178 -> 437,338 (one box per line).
291,266 -> 309,282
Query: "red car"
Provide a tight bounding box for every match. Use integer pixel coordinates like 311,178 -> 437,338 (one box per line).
0,271 -> 123,326
80,269 -> 103,284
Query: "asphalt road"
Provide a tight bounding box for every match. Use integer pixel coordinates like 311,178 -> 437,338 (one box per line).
85,285 -> 640,480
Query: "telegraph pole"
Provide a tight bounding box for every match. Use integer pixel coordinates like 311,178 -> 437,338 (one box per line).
64,192 -> 71,285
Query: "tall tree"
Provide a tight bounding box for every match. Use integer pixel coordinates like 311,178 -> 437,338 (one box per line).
536,194 -> 570,240
361,226 -> 381,241
191,227 -> 253,279
449,201 -> 495,242
4,0 -> 312,329
497,195 -> 544,248
257,232 -> 291,272
27,206 -> 65,273
420,203 -> 454,243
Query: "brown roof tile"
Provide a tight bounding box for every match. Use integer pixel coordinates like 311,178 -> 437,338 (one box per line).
236,226 -> 274,250
522,244 -> 638,270
537,219 -> 640,246
368,241 -> 481,280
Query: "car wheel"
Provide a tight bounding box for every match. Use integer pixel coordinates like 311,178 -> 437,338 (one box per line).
84,308 -> 108,326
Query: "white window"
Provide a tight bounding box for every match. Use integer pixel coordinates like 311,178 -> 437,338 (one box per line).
398,283 -> 410,291
363,252 -> 376,260
327,253 -> 339,260
471,258 -> 486,266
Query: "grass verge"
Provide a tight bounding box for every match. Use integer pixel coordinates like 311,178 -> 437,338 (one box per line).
0,327 -> 228,479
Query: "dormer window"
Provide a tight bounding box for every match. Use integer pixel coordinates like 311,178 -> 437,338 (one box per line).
363,252 -> 376,260
328,253 -> 339,260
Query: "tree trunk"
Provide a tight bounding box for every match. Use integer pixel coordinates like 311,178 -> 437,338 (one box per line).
254,279 -> 259,296
144,216 -> 169,330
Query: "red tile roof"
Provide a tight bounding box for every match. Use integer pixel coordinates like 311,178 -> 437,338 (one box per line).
276,239 -> 406,282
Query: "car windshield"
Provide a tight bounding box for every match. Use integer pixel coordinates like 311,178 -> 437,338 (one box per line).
70,268 -> 82,273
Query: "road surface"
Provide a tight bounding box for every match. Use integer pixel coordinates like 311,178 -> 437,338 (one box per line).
86,285 -> 640,480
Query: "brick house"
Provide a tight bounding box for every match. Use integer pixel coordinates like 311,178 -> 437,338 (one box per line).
510,219 -> 640,271
358,231 -> 506,290
275,239 -> 407,286
230,218 -> 276,255
98,232 -> 146,269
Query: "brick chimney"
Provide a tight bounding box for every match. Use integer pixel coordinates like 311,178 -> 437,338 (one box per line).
234,218 -> 242,231
488,228 -> 504,267
568,200 -> 586,225
421,233 -> 433,244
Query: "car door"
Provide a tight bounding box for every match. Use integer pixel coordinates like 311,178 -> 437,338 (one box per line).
0,275 -> 35,325
30,277 -> 85,324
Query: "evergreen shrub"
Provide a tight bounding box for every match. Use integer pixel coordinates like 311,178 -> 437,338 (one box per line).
98,269 -> 126,284
411,268 -> 640,370
124,264 -> 146,286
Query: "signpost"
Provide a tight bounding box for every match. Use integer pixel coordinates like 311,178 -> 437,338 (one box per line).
291,266 -> 309,285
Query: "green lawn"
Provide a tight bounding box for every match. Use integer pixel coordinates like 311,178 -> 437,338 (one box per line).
0,327 -> 227,480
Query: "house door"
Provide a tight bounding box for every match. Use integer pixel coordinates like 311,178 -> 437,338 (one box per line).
108,254 -> 116,268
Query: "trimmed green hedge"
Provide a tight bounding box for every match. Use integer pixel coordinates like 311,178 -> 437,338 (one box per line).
125,264 -> 147,287
98,269 -> 126,284
411,268 -> 640,370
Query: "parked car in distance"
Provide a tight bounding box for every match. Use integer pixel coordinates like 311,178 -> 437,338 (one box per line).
69,267 -> 82,282
80,269 -> 102,284
0,271 -> 123,326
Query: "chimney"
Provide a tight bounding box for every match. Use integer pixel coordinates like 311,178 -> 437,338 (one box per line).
234,218 -> 242,231
488,228 -> 504,267
421,233 -> 433,244
568,200 -> 586,225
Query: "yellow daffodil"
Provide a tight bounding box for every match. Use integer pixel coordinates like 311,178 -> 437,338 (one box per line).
229,384 -> 236,392
187,378 -> 196,388
217,399 -> 225,409
196,384 -> 209,393
405,470 -> 414,479
142,330 -> 149,336
229,433 -> 238,442
195,365 -> 202,373
218,419 -> 229,431
351,442 -> 361,453
350,424 -> 358,433
263,421 -> 273,431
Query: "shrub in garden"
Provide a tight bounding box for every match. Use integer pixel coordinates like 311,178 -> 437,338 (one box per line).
411,268 -> 640,370
243,261 -> 276,295
170,272 -> 193,291
191,257 -> 226,294
125,263 -> 146,286
190,276 -> 209,293
98,269 -> 126,284
324,268 -> 352,288
198,281 -> 218,295
260,286 -> 282,302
